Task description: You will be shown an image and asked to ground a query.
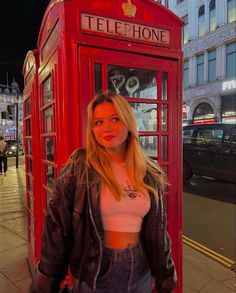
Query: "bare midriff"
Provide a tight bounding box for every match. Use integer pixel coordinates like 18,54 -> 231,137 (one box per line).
104,230 -> 140,249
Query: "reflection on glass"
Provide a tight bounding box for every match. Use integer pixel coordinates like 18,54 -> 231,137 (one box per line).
130,103 -> 157,131
27,139 -> 32,155
44,106 -> 54,133
94,63 -> 102,94
162,72 -> 168,100
161,136 -> 168,161
43,76 -> 53,105
27,174 -> 33,191
46,190 -> 53,206
25,98 -> 31,116
45,165 -> 54,190
26,119 -> 31,136
108,65 -> 157,98
161,104 -> 168,131
139,136 -> 158,157
26,157 -> 33,174
45,137 -> 54,162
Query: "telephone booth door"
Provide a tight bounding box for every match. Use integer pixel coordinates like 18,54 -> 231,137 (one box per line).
79,47 -> 182,290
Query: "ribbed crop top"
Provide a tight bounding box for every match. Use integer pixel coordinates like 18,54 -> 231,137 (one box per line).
100,162 -> 150,232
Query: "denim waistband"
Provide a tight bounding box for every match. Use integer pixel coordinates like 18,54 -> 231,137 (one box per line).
102,240 -> 144,260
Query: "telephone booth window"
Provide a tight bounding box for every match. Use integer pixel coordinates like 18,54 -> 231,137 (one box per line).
23,94 -> 34,254
27,139 -> 32,155
44,137 -> 54,162
45,165 -> 55,190
162,72 -> 168,100
161,136 -> 168,161
44,106 -> 54,133
107,65 -> 157,99
26,119 -> 31,136
161,104 -> 168,131
95,63 -> 102,93
130,103 -> 158,131
139,136 -> 158,157
43,77 -> 53,105
41,74 -> 57,208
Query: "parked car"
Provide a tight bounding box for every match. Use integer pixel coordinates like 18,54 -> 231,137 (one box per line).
183,123 -> 236,183
6,140 -> 24,157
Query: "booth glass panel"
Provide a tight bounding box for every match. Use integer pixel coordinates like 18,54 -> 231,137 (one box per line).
27,174 -> 33,191
25,98 -> 31,116
139,136 -> 158,157
107,65 -> 157,99
26,119 -> 31,136
43,76 -> 53,105
45,165 -> 54,190
161,104 -> 168,131
130,102 -> 157,131
26,157 -> 33,174
26,139 -> 32,155
94,63 -> 102,94
44,137 -> 54,162
44,106 -> 54,133
162,72 -> 168,100
161,136 -> 168,162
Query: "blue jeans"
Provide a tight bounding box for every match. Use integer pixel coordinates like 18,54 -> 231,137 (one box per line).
80,241 -> 152,293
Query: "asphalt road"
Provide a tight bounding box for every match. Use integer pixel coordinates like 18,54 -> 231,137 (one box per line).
183,175 -> 236,263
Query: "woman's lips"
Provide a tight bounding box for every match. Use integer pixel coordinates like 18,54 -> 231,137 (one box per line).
103,135 -> 115,140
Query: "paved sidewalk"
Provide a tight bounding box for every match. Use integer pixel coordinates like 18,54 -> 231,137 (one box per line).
0,165 -> 235,292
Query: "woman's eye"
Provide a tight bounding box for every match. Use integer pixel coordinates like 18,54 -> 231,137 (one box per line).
94,120 -> 102,126
112,117 -> 120,122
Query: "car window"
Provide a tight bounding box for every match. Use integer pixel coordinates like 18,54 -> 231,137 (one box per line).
183,128 -> 194,144
230,128 -> 236,147
196,128 -> 223,146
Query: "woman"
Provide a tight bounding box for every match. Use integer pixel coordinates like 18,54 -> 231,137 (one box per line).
31,91 -> 177,293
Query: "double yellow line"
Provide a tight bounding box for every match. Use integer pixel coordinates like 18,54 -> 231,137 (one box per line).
183,235 -> 235,268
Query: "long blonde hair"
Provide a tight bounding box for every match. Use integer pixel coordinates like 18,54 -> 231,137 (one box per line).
86,91 -> 167,200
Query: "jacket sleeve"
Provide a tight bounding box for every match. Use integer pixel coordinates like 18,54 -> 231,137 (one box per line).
156,194 -> 177,293
30,151 -> 79,293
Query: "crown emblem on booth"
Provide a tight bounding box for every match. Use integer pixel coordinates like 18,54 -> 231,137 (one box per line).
122,0 -> 137,18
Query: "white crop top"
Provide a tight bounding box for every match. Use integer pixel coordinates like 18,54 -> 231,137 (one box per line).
100,162 -> 150,232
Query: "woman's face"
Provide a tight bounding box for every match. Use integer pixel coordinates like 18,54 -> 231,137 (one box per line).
92,102 -> 129,157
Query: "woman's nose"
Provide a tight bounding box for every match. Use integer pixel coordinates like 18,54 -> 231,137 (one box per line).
103,120 -> 112,132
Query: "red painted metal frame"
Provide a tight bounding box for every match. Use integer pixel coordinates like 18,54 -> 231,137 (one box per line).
23,0 -> 183,291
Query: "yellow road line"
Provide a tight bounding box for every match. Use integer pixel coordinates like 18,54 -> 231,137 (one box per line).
183,235 -> 235,268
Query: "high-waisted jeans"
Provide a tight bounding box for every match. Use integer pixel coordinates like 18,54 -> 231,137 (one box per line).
80,241 -> 152,293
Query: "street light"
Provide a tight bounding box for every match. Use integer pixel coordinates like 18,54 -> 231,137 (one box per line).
0,83 -> 22,168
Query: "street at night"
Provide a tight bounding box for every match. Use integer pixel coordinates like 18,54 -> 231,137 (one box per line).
183,175 -> 236,266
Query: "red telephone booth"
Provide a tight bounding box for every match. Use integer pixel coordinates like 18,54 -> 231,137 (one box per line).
23,0 -> 183,291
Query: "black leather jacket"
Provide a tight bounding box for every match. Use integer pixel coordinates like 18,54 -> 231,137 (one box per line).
31,148 -> 177,292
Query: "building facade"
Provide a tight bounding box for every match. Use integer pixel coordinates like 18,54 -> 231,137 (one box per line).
158,0 -> 236,125
0,81 -> 23,140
